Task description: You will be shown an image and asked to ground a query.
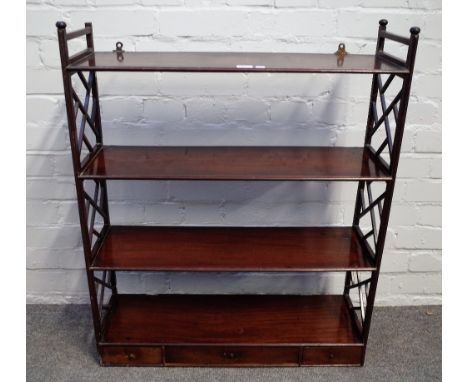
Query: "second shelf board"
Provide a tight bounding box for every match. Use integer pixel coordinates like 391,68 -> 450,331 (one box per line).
80,146 -> 391,181
90,226 -> 375,272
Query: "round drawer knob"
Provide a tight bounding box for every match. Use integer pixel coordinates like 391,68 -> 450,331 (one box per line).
128,353 -> 136,360
329,353 -> 335,359
223,351 -> 236,359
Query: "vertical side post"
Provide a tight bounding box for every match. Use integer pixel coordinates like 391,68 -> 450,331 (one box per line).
56,21 -> 103,344
364,19 -> 388,146
361,26 -> 420,348
84,23 -> 116,295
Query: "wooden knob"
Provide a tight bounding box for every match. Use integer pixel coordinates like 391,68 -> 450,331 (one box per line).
128,353 -> 136,360
223,351 -> 236,359
379,19 -> 388,27
410,26 -> 421,35
329,353 -> 335,359
56,21 -> 67,29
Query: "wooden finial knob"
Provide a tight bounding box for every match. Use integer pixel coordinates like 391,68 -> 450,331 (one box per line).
410,26 -> 421,35
56,21 -> 67,29
379,19 -> 388,26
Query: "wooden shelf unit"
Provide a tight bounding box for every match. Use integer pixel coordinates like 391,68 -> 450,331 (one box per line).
56,19 -> 420,367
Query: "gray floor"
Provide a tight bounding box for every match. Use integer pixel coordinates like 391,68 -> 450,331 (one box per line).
27,304 -> 441,382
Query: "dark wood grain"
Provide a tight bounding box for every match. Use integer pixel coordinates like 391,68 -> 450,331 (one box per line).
67,52 -> 409,74
98,344 -> 364,366
100,346 -> 163,366
164,346 -> 300,366
101,294 -> 362,345
302,346 -> 363,366
56,20 -> 421,368
80,146 -> 391,181
91,226 -> 375,272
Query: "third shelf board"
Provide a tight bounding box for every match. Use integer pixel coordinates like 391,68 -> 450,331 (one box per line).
90,226 -> 375,272
80,146 -> 391,181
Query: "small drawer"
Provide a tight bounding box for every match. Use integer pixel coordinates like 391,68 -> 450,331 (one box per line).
165,346 -> 299,366
100,346 -> 163,366
301,346 -> 363,366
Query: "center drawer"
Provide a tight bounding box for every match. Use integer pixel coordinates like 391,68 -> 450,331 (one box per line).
165,346 -> 300,366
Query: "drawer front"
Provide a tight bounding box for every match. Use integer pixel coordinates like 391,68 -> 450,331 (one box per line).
100,346 -> 163,366
165,346 -> 299,366
301,346 -> 363,366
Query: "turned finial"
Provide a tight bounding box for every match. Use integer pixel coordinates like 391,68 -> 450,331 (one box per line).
56,21 -> 67,29
410,26 -> 421,35
379,19 -> 388,27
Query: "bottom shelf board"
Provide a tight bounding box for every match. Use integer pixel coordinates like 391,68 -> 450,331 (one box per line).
101,294 -> 362,346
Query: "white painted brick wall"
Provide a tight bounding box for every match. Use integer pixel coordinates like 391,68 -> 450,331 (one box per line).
26,0 -> 442,305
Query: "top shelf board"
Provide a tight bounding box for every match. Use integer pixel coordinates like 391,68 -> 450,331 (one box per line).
67,52 -> 409,74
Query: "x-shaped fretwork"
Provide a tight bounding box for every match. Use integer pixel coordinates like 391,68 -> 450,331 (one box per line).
367,73 -> 403,171
345,271 -> 372,331
83,180 -> 108,253
93,270 -> 115,326
84,179 -> 112,326
72,71 -> 100,164
355,181 -> 387,260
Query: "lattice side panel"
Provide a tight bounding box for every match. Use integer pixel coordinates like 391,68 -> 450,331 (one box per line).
83,180 -> 108,253
367,73 -> 404,170
71,70 -> 101,166
351,180 -> 389,335
345,271 -> 372,332
355,181 -> 387,262
82,179 -> 113,326
93,270 -> 114,327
